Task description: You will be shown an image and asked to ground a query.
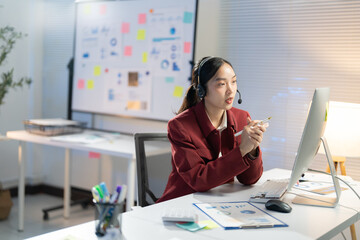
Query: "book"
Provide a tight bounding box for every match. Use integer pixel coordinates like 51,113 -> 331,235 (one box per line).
193,201 -> 288,230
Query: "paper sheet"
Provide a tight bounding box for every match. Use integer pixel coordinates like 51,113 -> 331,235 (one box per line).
194,201 -> 288,229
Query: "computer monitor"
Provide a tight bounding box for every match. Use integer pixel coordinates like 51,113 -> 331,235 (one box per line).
286,87 -> 341,207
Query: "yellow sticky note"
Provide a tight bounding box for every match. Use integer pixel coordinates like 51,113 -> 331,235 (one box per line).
127,101 -> 141,110
142,52 -> 148,63
87,80 -> 94,89
137,29 -> 146,40
173,86 -> 183,98
200,220 -> 219,230
84,4 -> 91,15
94,66 -> 101,76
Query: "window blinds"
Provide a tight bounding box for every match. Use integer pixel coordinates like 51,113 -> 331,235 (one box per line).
219,0 -> 360,179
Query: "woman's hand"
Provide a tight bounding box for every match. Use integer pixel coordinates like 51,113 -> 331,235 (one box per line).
239,117 -> 268,156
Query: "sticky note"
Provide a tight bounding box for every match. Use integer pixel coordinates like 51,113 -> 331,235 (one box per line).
89,152 -> 101,159
176,222 -> 207,232
61,235 -> 78,240
127,101 -> 141,110
124,46 -> 132,56
199,220 -> 219,230
142,52 -> 148,63
99,4 -> 106,15
84,4 -> 91,15
137,29 -> 146,40
87,80 -> 94,89
183,12 -> 193,24
94,66 -> 101,76
173,86 -> 183,98
121,22 -> 130,33
138,13 -> 146,24
184,42 -> 191,53
165,77 -> 174,83
77,79 -> 85,89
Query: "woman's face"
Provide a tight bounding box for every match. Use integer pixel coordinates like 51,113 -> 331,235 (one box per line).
204,63 -> 237,113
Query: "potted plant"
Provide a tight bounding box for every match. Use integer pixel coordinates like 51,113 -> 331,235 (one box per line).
0,25 -> 32,106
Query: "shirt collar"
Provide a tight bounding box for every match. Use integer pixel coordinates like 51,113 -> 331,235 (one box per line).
204,106 -> 227,132
194,100 -> 235,137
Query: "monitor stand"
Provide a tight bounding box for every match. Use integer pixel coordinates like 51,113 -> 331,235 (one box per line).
292,137 -> 342,208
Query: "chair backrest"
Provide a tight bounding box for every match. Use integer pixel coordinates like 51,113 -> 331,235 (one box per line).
134,132 -> 172,207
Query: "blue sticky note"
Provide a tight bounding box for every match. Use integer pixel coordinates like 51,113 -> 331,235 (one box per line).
176,222 -> 207,232
165,77 -> 174,83
183,12 -> 193,24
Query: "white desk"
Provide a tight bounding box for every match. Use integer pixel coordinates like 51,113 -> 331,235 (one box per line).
25,168 -> 360,240
7,130 -> 143,231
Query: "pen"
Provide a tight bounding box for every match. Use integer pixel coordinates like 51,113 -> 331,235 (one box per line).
234,117 -> 272,137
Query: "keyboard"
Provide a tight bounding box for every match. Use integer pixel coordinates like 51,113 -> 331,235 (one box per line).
249,179 -> 289,203
162,208 -> 197,222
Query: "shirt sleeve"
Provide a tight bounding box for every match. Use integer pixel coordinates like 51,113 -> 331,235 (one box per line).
247,147 -> 260,160
236,147 -> 263,185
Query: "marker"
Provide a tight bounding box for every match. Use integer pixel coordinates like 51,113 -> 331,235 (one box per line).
234,117 -> 272,137
99,182 -> 110,202
109,185 -> 122,204
117,185 -> 127,203
91,187 -> 101,202
94,185 -> 104,202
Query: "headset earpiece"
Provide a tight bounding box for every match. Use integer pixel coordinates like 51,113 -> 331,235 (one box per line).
197,84 -> 205,99
196,56 -> 214,99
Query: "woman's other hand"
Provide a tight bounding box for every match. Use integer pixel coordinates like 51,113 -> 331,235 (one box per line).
239,117 -> 268,156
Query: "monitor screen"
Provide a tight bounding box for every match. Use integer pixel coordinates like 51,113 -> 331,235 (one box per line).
287,87 -> 330,191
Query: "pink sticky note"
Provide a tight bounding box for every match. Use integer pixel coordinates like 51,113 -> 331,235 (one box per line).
184,42 -> 191,53
124,46 -> 132,56
89,152 -> 101,159
121,22 -> 130,33
138,13 -> 146,24
77,79 -> 85,89
99,4 -> 106,15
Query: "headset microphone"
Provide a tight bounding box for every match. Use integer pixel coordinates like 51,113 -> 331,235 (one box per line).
237,90 -> 242,104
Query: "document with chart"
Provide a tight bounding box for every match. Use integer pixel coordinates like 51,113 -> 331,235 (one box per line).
194,201 -> 288,229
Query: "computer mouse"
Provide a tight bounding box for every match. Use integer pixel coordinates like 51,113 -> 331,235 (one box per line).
265,200 -> 292,213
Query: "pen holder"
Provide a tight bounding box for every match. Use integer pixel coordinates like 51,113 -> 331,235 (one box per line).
94,200 -> 124,237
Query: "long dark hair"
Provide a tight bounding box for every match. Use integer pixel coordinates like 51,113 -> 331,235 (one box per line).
177,56 -> 233,114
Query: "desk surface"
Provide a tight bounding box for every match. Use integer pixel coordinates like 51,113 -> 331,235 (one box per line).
26,168 -> 360,240
7,130 -> 136,158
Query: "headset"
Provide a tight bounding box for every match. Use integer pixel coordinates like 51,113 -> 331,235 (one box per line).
197,57 -> 242,104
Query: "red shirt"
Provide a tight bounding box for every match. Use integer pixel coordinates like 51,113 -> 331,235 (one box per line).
157,101 -> 263,203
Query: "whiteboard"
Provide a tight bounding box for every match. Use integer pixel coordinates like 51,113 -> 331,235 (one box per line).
71,0 -> 198,121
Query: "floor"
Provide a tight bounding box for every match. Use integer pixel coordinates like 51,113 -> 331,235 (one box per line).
0,194 -> 358,240
0,194 -> 94,240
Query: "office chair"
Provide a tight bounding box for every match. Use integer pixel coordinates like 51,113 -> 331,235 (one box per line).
134,132 -> 172,207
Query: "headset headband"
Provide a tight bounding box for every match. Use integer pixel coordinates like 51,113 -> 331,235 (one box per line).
197,56 -> 215,87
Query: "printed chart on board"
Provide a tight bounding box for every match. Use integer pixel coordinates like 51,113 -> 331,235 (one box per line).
72,0 -> 197,121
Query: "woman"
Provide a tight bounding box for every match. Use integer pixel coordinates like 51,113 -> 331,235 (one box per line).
157,56 -> 267,203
